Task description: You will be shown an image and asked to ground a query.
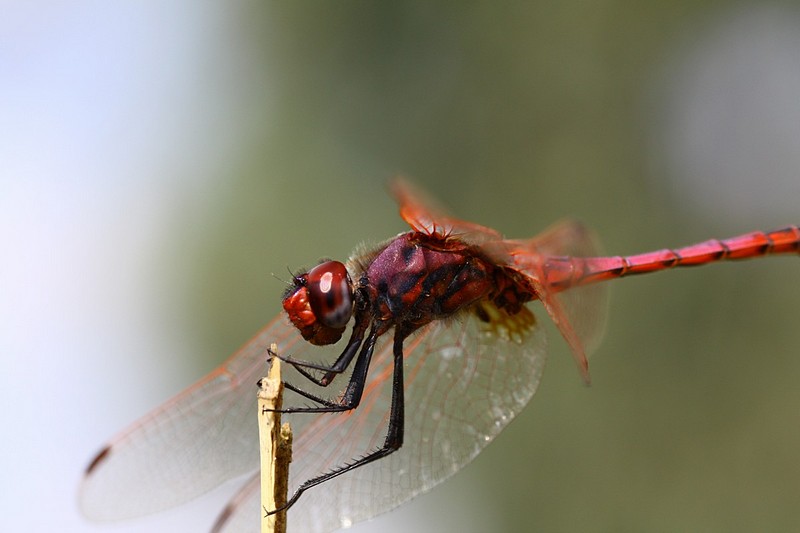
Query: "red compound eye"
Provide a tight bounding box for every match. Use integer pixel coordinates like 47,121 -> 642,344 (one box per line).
306,261 -> 353,328
282,260 -> 353,346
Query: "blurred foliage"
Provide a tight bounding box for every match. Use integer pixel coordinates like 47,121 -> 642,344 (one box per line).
171,2 -> 799,531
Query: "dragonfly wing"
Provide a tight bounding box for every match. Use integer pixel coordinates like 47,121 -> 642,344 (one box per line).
527,273 -> 592,383
521,218 -> 597,257
390,177 -> 502,244
525,219 -> 608,358
78,316 -> 306,521
213,301 -> 547,533
481,219 -> 607,383
210,472 -> 259,533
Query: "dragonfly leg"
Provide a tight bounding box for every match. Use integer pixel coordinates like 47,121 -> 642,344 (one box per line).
266,328 -> 407,515
273,323 -> 381,414
276,309 -> 369,386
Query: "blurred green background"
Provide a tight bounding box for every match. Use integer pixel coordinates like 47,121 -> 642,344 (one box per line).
175,3 -> 800,532
3,2 -> 799,532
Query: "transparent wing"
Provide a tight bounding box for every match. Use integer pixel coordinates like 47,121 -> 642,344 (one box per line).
216,301 -> 547,533
390,177 -> 503,244
524,219 -> 609,357
480,219 -> 608,383
81,301 -> 547,532
78,316 -> 303,520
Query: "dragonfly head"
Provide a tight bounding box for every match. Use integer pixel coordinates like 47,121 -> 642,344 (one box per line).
283,260 -> 354,345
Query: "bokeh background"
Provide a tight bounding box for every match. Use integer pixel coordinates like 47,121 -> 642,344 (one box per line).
3,2 -> 799,532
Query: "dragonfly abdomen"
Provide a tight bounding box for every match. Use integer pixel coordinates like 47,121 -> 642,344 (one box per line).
546,226 -> 800,289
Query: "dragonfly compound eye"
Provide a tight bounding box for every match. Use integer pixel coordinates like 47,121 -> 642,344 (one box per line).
282,260 -> 352,346
306,260 -> 353,329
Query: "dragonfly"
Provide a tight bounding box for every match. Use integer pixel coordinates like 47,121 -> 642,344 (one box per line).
79,178 -> 799,532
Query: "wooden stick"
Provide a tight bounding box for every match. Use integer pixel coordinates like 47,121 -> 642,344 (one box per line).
259,345 -> 292,533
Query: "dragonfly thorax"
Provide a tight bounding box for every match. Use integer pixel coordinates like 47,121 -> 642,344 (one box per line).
364,233 -> 501,330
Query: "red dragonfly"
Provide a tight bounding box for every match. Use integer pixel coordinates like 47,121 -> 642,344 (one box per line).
80,179 -> 799,532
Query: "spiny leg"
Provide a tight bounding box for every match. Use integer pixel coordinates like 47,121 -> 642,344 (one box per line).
273,323 -> 380,414
275,314 -> 368,386
265,328 -> 407,516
